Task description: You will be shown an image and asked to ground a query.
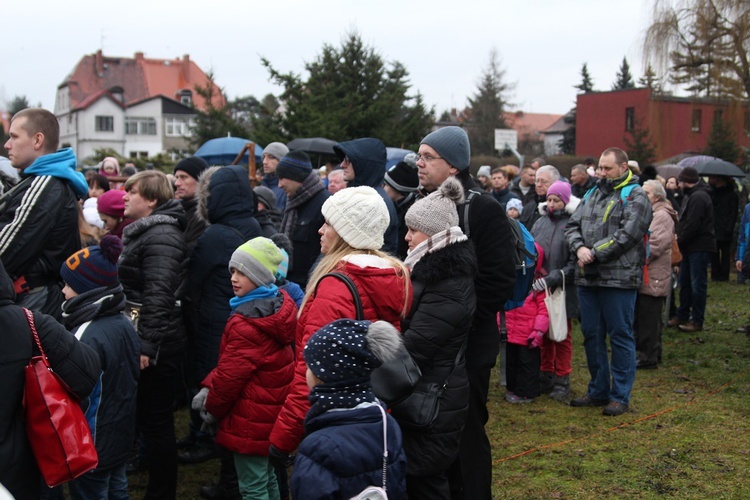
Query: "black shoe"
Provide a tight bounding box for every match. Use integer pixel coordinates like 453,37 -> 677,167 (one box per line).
176,435 -> 197,450
178,445 -> 222,464
636,360 -> 658,370
603,401 -> 629,416
200,480 -> 241,500
570,394 -> 609,407
736,325 -> 750,334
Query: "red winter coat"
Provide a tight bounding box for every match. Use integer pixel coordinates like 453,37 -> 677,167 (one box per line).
202,290 -> 297,455
269,254 -> 412,453
504,290 -> 549,346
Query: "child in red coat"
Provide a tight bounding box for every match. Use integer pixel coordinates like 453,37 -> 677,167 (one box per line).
193,237 -> 297,499
502,243 -> 549,403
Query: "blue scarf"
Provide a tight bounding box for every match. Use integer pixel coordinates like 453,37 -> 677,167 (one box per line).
24,148 -> 88,198
229,284 -> 279,311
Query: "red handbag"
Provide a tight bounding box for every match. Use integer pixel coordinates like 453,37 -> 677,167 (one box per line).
22,308 -> 99,487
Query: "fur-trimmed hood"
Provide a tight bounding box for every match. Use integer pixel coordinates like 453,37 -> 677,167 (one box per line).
409,239 -> 477,286
196,165 -> 256,225
538,195 -> 581,216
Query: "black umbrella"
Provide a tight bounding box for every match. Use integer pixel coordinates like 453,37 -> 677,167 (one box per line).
286,137 -> 337,155
694,159 -> 746,178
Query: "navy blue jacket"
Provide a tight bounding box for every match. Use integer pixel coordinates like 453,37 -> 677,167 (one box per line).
291,403 -> 407,500
188,166 -> 263,382
262,173 -> 287,213
334,138 -> 399,255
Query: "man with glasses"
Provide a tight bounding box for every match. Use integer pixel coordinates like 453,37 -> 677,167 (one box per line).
333,138 -> 399,255
416,126 -> 516,500
520,165 -> 560,230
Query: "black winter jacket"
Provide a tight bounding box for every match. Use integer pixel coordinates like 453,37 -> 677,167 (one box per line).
119,200 -> 188,358
288,188 -> 330,289
394,192 -> 418,260
182,196 -> 207,256
0,261 -> 100,500
677,182 -> 717,254
711,182 -> 739,242
333,138 -> 399,255
187,165 -> 263,382
400,239 -> 476,475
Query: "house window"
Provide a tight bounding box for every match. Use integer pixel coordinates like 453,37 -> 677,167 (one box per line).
129,151 -> 149,159
625,108 -> 635,132
178,89 -> 193,106
95,115 -> 114,132
165,118 -> 192,137
691,109 -> 702,132
125,117 -> 157,135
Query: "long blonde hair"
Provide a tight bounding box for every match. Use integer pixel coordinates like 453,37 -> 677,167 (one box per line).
301,233 -> 411,318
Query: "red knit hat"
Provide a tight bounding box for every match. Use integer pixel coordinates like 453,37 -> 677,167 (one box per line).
97,189 -> 125,218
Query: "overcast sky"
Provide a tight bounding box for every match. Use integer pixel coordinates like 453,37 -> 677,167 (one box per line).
2,0 -> 655,118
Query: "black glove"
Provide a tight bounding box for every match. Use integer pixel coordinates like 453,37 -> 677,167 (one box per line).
268,444 -> 294,469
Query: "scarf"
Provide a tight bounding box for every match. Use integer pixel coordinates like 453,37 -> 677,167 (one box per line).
228,284 -> 279,312
280,172 -> 325,236
306,378 -> 377,421
404,226 -> 467,270
23,148 -> 88,198
60,284 -> 127,329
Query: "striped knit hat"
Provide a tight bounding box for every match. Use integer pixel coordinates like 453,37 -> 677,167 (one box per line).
60,235 -> 122,294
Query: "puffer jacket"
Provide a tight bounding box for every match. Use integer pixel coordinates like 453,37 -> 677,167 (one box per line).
640,200 -> 677,297
400,239 -> 476,476
531,197 -> 580,318
119,199 -> 188,358
291,403 -> 407,500
505,289 -> 549,346
677,182 -> 716,254
565,170 -> 653,289
187,166 -> 263,383
333,138 -> 399,255
287,186 -> 330,289
203,291 -> 296,455
270,254 -> 412,453
0,261 -> 100,500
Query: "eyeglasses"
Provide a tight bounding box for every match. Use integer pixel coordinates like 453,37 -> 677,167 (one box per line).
415,154 -> 443,163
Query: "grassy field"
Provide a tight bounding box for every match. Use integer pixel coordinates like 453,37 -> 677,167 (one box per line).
128,280 -> 750,498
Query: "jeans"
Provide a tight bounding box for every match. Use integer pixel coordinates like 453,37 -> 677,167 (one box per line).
68,463 -> 129,500
678,251 -> 711,326
578,286 -> 637,404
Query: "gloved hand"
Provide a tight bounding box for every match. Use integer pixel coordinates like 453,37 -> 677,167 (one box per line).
268,444 -> 294,469
200,409 -> 217,425
527,330 -> 544,349
532,278 -> 547,292
191,387 -> 209,411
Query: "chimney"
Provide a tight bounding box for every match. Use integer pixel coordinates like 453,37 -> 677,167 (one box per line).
135,52 -> 144,62
182,54 -> 190,81
95,49 -> 104,76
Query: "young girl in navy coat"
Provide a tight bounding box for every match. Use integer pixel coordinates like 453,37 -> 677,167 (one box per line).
291,319 -> 407,499
193,237 -> 297,500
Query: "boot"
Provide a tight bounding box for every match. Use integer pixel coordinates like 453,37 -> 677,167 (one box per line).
539,371 -> 555,394
200,449 -> 240,500
549,375 -> 570,402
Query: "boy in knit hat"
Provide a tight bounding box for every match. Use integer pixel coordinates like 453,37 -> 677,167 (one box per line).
193,237 -> 297,499
506,198 -> 523,220
291,319 -> 407,500
261,142 -> 290,213
59,235 -> 140,498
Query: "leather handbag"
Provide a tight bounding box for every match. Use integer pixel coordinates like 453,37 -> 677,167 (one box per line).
671,234 -> 682,266
22,308 -> 99,487
314,272 -> 421,405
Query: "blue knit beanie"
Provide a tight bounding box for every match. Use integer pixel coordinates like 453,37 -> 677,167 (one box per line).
60,235 -> 122,294
276,150 -> 312,182
420,126 -> 471,171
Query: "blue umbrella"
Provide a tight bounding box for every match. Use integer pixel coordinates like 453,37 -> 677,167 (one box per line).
385,147 -> 415,169
194,137 -> 264,166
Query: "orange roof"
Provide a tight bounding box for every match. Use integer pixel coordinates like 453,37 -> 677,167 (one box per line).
502,111 -> 562,140
60,50 -> 225,111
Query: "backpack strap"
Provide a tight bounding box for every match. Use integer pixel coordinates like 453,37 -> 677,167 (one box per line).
462,189 -> 480,239
314,272 -> 364,320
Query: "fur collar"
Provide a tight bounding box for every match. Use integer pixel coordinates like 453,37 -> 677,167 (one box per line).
409,239 -> 477,286
537,195 -> 581,216
341,253 -> 394,269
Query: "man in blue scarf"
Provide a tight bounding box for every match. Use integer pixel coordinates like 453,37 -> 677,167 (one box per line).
1,108 -> 88,319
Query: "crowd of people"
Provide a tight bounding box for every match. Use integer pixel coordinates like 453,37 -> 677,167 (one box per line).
0,107 -> 744,500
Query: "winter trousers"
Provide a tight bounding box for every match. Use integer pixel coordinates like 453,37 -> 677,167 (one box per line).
540,319 -> 573,377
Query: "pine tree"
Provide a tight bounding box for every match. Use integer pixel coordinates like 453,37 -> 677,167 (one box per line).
705,114 -> 741,163
465,48 -> 514,155
559,108 -> 577,154
7,95 -> 30,116
623,118 -> 657,165
612,57 -> 636,90
575,63 -> 594,93
190,75 -> 252,148
638,65 -> 662,91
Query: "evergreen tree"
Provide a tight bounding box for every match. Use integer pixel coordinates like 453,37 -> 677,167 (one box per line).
623,118 -> 657,165
559,108 -> 577,155
252,31 -> 433,150
705,114 -> 741,163
575,63 -> 595,93
7,95 -> 30,116
612,57 -> 636,90
639,64 -> 662,91
190,75 -> 252,147
465,48 -> 513,155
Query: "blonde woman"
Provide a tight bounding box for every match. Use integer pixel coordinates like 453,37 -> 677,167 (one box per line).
268,186 -> 412,467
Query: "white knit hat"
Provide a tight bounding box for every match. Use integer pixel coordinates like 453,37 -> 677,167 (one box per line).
321,186 -> 389,250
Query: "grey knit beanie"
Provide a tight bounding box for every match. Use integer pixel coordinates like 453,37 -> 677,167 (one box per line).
228,237 -> 283,287
405,177 -> 464,236
253,186 -> 277,210
263,142 -> 289,161
321,186 -> 389,250
420,126 -> 471,171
